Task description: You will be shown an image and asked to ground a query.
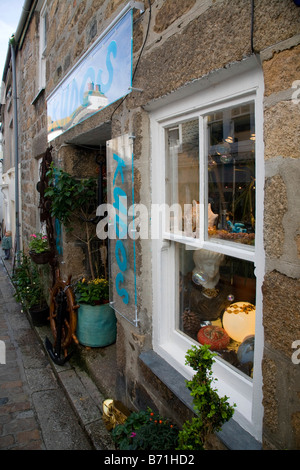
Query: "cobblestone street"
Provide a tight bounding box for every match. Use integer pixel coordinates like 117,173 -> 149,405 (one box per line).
0,259 -> 93,450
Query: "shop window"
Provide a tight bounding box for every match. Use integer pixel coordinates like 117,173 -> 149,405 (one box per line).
151,59 -> 264,439
164,101 -> 256,378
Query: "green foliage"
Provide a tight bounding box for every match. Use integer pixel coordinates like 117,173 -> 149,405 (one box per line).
75,277 -> 109,305
177,344 -> 235,450
111,408 -> 179,450
44,163 -> 97,232
12,252 -> 46,309
28,233 -> 49,253
44,163 -> 99,279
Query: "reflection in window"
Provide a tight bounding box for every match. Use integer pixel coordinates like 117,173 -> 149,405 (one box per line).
178,245 -> 256,377
165,104 -> 256,247
206,103 -> 255,245
166,119 -> 199,235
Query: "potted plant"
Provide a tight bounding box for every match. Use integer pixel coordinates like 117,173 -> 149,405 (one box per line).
111,408 -> 179,450
28,232 -> 52,264
75,277 -> 116,347
12,252 -> 49,326
177,344 -> 235,450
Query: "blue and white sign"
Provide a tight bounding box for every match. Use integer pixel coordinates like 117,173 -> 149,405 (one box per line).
106,134 -> 138,326
47,10 -> 133,141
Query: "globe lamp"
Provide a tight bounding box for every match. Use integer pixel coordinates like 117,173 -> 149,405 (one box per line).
222,302 -> 255,343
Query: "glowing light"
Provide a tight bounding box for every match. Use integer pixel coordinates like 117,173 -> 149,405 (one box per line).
222,302 -> 255,343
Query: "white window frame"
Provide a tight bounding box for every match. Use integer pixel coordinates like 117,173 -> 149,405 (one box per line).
150,57 -> 265,442
38,1 -> 47,91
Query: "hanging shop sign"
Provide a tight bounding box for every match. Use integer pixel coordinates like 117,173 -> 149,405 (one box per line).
47,10 -> 133,142
104,134 -> 138,326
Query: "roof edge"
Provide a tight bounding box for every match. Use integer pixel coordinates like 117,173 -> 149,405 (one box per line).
1,0 -> 35,83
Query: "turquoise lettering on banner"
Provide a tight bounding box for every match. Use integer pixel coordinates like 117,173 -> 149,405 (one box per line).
113,187 -> 127,214
115,240 -> 127,272
97,41 -> 117,94
116,272 -> 129,304
47,10 -> 132,141
113,153 -> 125,185
113,150 -> 129,305
114,213 -> 127,239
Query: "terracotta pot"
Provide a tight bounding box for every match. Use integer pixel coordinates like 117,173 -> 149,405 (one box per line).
29,250 -> 52,265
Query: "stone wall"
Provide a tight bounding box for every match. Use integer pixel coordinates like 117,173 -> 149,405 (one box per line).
1,66 -> 14,175
16,11 -> 48,245
261,38 -> 300,450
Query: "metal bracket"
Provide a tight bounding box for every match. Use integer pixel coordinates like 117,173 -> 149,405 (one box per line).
131,1 -> 145,13
128,86 -> 143,93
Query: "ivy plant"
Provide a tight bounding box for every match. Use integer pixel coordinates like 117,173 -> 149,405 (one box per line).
177,344 -> 235,450
44,163 -> 98,278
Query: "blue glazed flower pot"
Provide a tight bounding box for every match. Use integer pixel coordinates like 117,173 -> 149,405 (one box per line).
76,303 -> 117,347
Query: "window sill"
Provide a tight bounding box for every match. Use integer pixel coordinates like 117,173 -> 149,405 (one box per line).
31,88 -> 45,105
139,350 -> 262,451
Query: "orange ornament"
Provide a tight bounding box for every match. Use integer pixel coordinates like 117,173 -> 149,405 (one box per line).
197,325 -> 230,351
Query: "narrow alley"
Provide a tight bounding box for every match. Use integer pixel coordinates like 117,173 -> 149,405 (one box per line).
0,257 -> 112,450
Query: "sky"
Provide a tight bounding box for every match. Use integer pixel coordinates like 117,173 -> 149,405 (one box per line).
0,0 -> 25,80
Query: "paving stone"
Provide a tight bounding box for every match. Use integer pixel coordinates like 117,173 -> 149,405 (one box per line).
24,366 -> 58,393
31,389 -> 92,450
58,368 -> 102,425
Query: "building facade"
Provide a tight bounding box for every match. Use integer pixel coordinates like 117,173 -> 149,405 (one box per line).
0,0 -> 300,450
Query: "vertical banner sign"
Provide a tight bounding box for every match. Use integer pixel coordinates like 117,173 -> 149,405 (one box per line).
47,10 -> 133,141
106,134 -> 138,326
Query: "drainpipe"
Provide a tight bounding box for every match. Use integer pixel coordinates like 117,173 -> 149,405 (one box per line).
10,36 -> 20,262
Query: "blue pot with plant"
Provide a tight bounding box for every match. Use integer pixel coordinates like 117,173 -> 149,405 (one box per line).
75,277 -> 116,347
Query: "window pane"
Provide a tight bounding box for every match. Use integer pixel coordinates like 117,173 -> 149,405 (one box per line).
178,244 -> 256,377
206,103 -> 255,246
165,119 -> 199,235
